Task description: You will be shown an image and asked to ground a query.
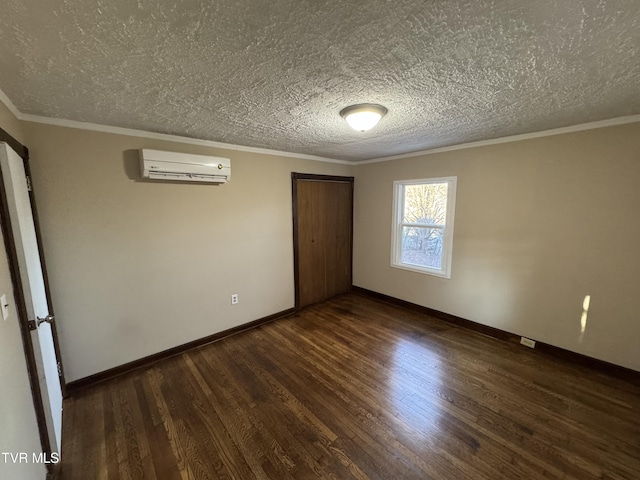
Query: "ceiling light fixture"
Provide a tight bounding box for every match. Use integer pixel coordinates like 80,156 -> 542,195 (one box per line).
340,104 -> 388,132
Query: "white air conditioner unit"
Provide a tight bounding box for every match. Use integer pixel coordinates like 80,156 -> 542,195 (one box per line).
140,149 -> 231,184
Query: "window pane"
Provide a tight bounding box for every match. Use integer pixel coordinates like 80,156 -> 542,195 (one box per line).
403,183 -> 448,225
401,226 -> 443,269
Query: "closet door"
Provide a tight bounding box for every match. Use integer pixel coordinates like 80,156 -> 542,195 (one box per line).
292,173 -> 354,308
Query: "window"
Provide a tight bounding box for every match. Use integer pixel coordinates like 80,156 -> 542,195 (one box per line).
391,177 -> 457,278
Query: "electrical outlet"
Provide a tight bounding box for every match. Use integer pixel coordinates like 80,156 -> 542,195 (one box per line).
1,294 -> 9,321
231,294 -> 239,305
520,337 -> 536,348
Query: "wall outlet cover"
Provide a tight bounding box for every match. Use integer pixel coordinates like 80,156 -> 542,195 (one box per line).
1,294 -> 9,321
520,337 -> 536,348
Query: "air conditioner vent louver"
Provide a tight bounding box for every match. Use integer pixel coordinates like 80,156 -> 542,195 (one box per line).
140,149 -> 231,184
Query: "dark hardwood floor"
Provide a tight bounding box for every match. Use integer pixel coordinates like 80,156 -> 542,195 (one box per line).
60,293 -> 640,479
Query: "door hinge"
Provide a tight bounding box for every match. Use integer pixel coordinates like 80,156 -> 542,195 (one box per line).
26,175 -> 32,192
57,362 -> 62,377
28,319 -> 37,330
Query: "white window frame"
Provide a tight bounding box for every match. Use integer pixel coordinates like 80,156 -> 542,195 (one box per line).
391,176 -> 457,279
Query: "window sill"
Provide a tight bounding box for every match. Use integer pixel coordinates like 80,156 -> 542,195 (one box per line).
390,262 -> 451,279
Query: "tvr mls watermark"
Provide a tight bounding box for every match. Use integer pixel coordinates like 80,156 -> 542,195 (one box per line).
2,452 -> 60,464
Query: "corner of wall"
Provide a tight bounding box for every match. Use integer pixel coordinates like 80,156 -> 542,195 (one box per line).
0,91 -> 25,144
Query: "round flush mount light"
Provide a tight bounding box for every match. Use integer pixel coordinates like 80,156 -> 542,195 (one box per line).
340,104 -> 388,132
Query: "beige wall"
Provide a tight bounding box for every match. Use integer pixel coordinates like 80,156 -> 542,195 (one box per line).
353,123 -> 640,371
0,104 -> 46,479
8,96 -> 640,386
23,122 -> 352,381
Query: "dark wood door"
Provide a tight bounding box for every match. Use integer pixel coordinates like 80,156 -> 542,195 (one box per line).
292,173 -> 353,308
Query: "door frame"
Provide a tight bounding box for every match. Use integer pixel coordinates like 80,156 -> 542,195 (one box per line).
291,172 -> 354,309
0,128 -> 67,464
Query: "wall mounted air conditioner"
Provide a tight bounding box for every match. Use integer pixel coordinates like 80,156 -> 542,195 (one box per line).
140,149 -> 231,184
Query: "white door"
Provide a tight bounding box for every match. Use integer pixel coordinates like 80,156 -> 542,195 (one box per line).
0,142 -> 63,454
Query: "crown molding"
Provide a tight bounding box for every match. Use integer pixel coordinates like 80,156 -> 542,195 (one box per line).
2,87 -> 638,165
0,87 -> 23,119
356,114 -> 640,164
0,89 -> 349,164
19,113 -> 351,164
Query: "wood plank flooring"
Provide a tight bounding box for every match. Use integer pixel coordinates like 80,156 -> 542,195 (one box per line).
59,293 -> 640,479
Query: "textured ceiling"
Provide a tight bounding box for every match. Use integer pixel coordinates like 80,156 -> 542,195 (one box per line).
1,0 -> 639,161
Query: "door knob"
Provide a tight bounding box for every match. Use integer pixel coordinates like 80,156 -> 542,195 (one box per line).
36,314 -> 55,327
